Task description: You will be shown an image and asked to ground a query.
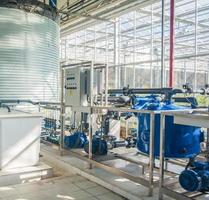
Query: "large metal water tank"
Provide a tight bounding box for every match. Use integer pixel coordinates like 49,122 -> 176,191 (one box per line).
0,1 -> 59,102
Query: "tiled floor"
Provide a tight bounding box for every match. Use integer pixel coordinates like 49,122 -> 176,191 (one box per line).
0,175 -> 126,200
41,144 -> 174,200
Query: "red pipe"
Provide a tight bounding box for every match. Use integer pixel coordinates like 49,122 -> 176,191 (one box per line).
169,0 -> 175,87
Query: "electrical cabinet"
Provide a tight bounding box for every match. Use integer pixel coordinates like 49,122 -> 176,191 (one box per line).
65,67 -> 90,107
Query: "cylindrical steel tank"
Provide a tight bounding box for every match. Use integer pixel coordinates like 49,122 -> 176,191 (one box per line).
0,1 -> 59,102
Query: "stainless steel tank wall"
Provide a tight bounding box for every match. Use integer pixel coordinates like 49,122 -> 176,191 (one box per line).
0,7 -> 60,101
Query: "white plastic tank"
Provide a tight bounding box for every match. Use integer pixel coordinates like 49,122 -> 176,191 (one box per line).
0,109 -> 42,170
0,1 -> 60,102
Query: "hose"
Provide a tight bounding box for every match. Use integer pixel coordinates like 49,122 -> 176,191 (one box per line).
185,157 -> 196,170
0,103 -> 11,112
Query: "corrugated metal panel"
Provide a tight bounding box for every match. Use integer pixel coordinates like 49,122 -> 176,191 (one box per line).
0,7 -> 60,102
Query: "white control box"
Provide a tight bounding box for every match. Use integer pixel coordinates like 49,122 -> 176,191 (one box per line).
65,67 -> 90,107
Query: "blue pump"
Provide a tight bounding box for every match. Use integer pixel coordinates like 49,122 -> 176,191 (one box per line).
132,96 -> 202,158
64,131 -> 87,149
84,136 -> 108,156
84,134 -> 108,156
179,161 -> 209,192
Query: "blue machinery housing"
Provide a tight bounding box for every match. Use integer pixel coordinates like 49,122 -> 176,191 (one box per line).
133,96 -> 203,158
84,136 -> 108,156
64,131 -> 87,149
179,161 -> 209,192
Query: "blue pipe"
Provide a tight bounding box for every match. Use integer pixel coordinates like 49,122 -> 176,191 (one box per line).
49,0 -> 57,8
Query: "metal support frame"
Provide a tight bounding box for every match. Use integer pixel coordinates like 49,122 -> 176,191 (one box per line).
133,11 -> 136,88
118,19 -> 121,88
150,6 -> 154,88
149,113 -> 155,196
194,0 -> 198,91
114,18 -> 119,88
60,60 -> 107,163
42,85 -> 209,200
91,106 -> 158,196
105,63 -> 109,106
159,113 -> 166,200
59,62 -> 159,196
88,109 -> 93,169
94,26 -> 97,62
158,109 -> 209,200
60,66 -> 65,155
75,32 -> 77,62
88,61 -> 94,168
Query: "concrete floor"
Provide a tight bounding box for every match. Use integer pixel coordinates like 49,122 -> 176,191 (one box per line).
0,175 -> 126,200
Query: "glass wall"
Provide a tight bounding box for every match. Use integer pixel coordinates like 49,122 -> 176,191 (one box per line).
61,0 -> 209,90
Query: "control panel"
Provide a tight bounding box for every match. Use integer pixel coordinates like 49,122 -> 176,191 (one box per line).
65,67 -> 90,107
